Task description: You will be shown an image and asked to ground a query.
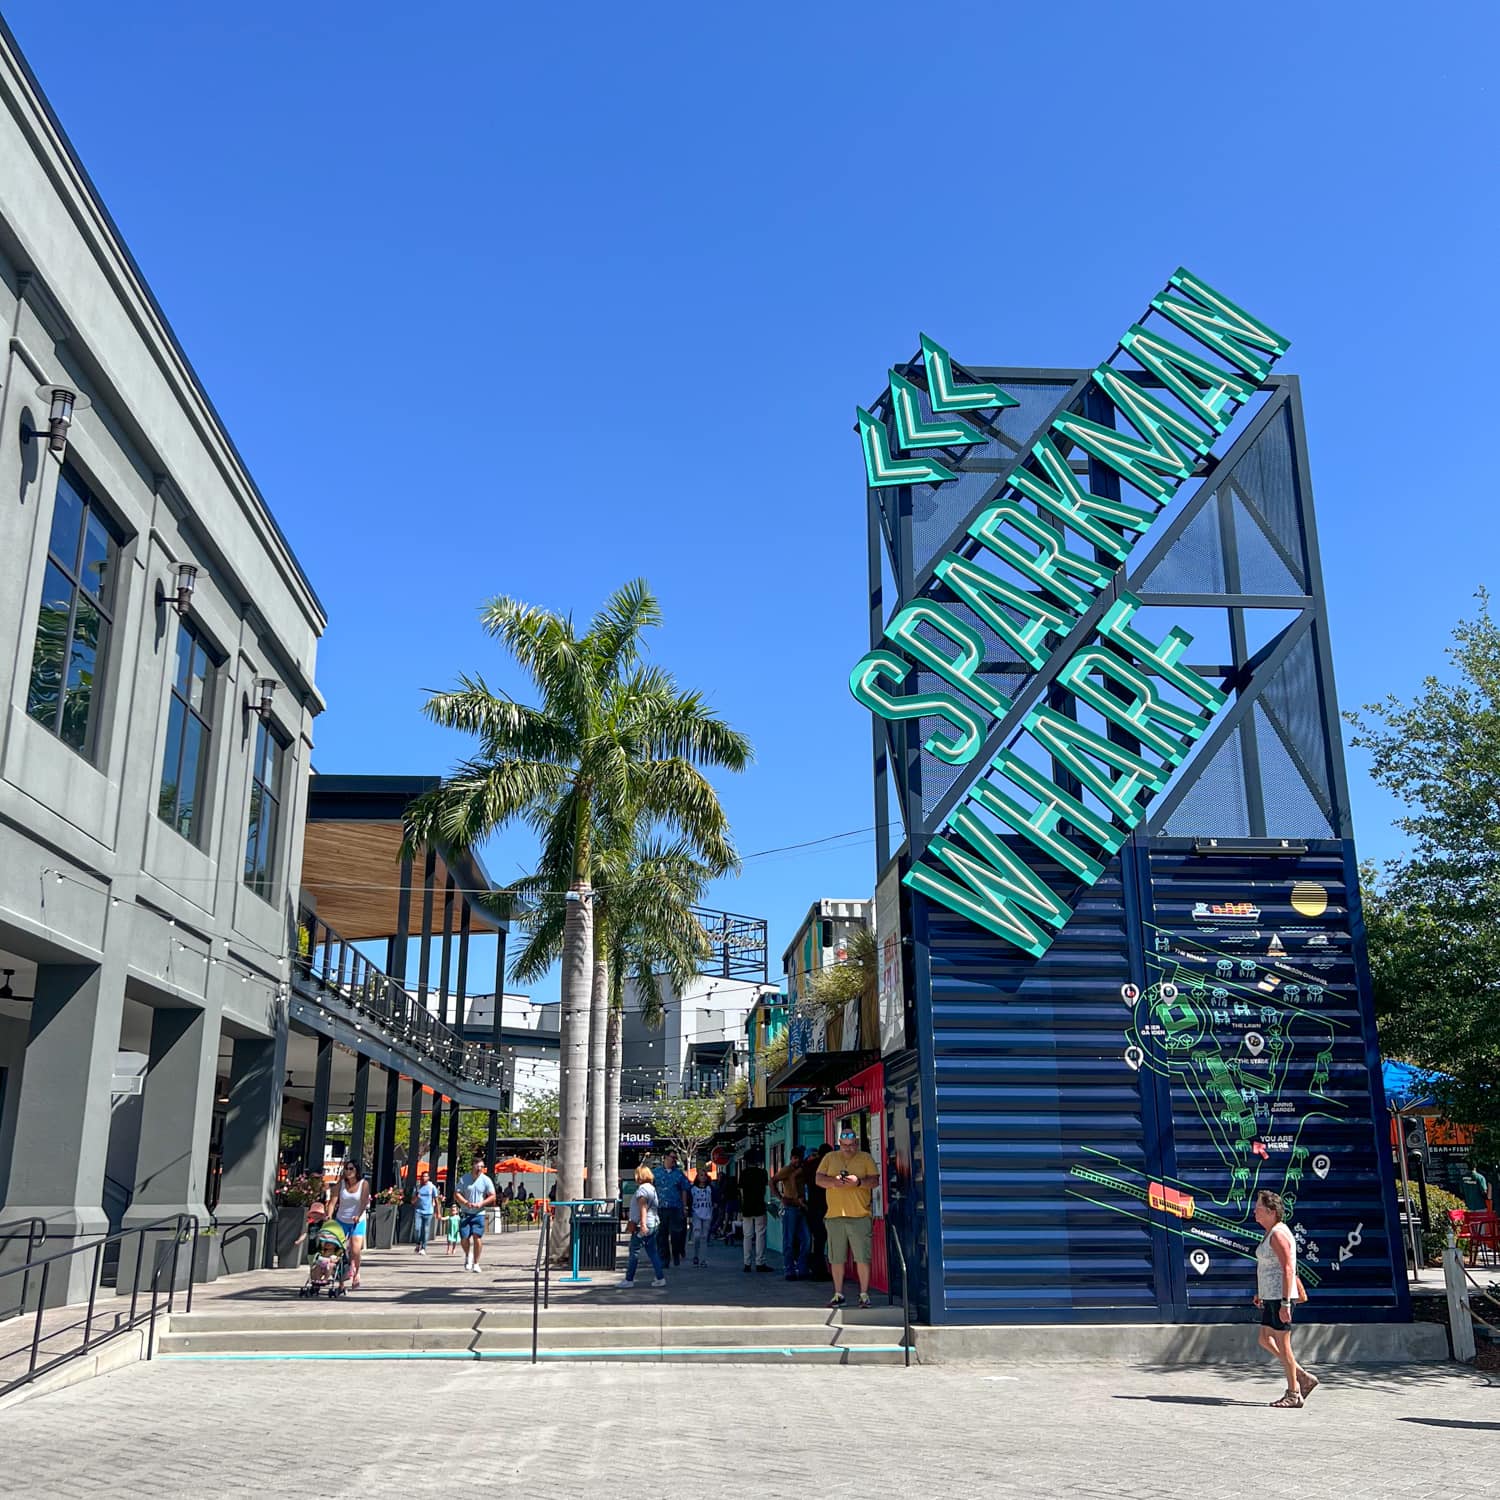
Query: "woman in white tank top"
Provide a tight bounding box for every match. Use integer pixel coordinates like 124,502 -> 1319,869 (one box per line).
1252,1189 -> 1316,1407
332,1158 -> 370,1290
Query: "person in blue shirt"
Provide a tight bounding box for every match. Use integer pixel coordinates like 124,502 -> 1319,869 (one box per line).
455,1155 -> 497,1272
412,1169 -> 440,1255
652,1151 -> 692,1267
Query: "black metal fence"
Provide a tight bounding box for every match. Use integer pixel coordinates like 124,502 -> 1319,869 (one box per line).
296,907 -> 506,1089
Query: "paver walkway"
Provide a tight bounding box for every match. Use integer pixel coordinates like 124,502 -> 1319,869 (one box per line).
1,1356 -> 1494,1497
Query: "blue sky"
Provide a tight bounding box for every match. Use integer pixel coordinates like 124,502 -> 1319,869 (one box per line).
8,2 -> 1495,1003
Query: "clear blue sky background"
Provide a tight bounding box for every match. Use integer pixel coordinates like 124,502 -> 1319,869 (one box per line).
7,2 -> 1495,1004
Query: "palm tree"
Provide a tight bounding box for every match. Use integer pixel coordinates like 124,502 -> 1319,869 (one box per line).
404,579 -> 749,1247
511,829 -> 719,1203
601,838 -> 716,1200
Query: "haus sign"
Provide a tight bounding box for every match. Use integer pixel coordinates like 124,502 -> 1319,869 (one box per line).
849,270 -> 1289,958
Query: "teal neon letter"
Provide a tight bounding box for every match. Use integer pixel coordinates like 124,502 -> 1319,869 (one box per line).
904,806 -> 1074,957
1097,592 -> 1228,714
884,603 -> 1012,719
848,649 -> 984,765
978,748 -> 1129,875
1056,645 -> 1212,764
1052,365 -> 1213,503
1149,268 -> 1291,383
968,501 -> 1115,614
1009,435 -> 1156,562
932,553 -> 1073,670
1023,704 -> 1171,825
1119,324 -> 1256,435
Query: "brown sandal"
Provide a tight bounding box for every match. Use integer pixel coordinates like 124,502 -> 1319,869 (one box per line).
1270,1390 -> 1304,1409
1298,1372 -> 1319,1399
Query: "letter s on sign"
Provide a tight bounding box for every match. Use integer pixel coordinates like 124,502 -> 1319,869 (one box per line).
849,649 -> 984,766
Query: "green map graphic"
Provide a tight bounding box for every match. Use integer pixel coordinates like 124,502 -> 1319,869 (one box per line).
1067,907 -> 1352,1283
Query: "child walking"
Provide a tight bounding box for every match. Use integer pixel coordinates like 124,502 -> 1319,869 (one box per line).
690,1169 -> 714,1266
444,1203 -> 461,1256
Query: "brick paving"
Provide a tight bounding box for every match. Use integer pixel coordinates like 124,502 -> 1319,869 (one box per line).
1,1356 -> 1495,1497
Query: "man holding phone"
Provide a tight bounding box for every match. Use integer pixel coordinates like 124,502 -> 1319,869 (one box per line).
816,1128 -> 879,1308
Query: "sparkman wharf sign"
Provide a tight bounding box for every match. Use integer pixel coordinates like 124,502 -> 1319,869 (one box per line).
848,270 -> 1290,958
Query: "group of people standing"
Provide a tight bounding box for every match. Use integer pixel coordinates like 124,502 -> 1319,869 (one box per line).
618,1129 -> 880,1308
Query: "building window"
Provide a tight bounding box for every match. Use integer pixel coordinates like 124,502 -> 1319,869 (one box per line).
26,467 -> 121,757
158,620 -> 217,846
244,719 -> 285,901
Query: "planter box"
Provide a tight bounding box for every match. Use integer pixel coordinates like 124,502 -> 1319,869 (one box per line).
274,1207 -> 306,1268
369,1204 -> 399,1249
190,1235 -> 221,1284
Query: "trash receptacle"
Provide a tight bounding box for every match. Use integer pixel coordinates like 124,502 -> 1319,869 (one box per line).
576,1214 -> 619,1271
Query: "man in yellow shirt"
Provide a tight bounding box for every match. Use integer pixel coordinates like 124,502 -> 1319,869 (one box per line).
816,1128 -> 879,1308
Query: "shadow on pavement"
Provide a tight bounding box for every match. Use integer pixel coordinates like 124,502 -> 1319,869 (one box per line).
1113,1394 -> 1264,1408
1399,1417 -> 1500,1431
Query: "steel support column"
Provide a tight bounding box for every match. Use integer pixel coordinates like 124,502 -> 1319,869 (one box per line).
377,1068 -> 401,1192
306,1035 -> 334,1173
406,1078 -> 423,1202
427,1088 -> 444,1185
446,1097 -> 461,1205
437,875 -> 455,1028
487,922 -> 506,1168
415,847 -> 437,1023
350,1055 -> 371,1168
391,852 -> 415,986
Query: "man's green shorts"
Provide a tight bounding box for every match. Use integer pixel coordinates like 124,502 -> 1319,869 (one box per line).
825,1214 -> 873,1264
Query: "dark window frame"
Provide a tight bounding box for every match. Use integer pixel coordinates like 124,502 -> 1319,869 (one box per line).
158,617 -> 219,848
25,465 -> 124,759
244,718 -> 287,903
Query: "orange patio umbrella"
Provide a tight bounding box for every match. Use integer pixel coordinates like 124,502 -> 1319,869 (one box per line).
493,1156 -> 552,1175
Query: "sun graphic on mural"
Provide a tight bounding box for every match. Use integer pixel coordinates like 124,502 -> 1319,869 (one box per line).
1290,881 -> 1329,918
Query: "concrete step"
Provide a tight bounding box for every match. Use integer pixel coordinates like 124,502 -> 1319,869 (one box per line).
169,1303 -> 904,1334
159,1345 -> 910,1365
158,1322 -> 907,1355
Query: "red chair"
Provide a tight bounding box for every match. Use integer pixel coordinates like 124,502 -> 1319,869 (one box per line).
1462,1211 -> 1499,1266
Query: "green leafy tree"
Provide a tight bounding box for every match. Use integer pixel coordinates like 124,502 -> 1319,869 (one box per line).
649,1088 -> 725,1171
1346,594 -> 1500,1166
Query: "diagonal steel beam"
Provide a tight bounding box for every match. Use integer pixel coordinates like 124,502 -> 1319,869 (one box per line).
1144,609 -> 1313,835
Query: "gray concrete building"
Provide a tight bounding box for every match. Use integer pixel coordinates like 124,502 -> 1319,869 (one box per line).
0,24 -> 324,1301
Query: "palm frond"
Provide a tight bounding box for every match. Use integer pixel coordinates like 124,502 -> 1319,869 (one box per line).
587,578 -> 662,683
401,758 -> 569,856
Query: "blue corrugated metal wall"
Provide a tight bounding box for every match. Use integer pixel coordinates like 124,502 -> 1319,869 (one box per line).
911,837 -> 1406,1324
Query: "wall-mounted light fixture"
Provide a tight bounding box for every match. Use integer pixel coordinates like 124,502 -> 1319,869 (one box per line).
156,562 -> 199,618
25,382 -> 92,457
244,676 -> 279,725
173,563 -> 198,616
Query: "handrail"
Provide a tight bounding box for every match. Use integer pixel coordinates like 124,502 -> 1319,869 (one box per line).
0,1212 -> 198,1398
210,1209 -> 273,1271
296,907 -> 506,1090
0,1216 -> 47,1316
531,1207 -> 553,1364
885,1211 -> 913,1369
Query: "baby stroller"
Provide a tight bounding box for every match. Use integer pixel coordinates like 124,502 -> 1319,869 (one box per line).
299,1219 -> 349,1298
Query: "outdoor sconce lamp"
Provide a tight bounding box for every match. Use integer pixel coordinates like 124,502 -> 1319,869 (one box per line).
25,382 -> 92,457
244,676 -> 278,724
173,563 -> 198,615
157,562 -> 198,617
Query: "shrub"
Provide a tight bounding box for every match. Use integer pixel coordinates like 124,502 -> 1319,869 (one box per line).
1406,1182 -> 1469,1264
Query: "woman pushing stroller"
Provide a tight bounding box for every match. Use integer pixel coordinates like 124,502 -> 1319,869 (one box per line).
331,1157 -> 371,1290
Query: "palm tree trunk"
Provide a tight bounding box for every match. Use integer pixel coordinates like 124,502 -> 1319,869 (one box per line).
604,1000 -> 623,1203
555,880 -> 592,1260
586,949 -> 609,1198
